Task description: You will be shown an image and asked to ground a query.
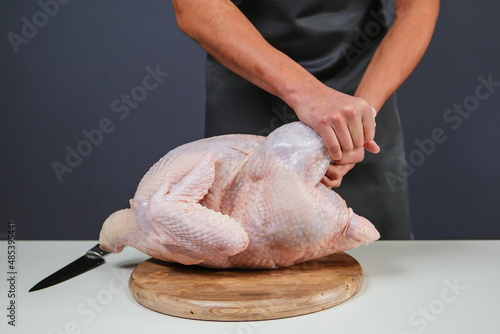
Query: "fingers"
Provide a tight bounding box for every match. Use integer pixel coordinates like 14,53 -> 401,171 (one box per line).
335,148 -> 364,165
314,97 -> 378,161
316,112 -> 362,161
363,140 -> 380,154
362,105 -> 377,146
317,127 -> 343,161
320,147 -> 363,188
361,106 -> 380,154
320,162 -> 356,188
331,105 -> 364,154
321,175 -> 342,188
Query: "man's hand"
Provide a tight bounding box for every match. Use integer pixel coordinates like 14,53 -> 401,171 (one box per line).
290,82 -> 380,162
321,148 -> 364,188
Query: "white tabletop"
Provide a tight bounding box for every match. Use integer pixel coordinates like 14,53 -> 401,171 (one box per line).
1,240 -> 499,334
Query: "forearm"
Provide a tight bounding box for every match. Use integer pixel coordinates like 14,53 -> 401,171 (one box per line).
172,0 -> 319,108
355,0 -> 440,111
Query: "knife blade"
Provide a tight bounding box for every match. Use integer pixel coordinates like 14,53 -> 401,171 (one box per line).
29,243 -> 109,292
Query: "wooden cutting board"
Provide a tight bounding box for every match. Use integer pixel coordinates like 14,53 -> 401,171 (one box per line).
129,252 -> 363,321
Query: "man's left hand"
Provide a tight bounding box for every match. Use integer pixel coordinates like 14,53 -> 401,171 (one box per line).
321,148 -> 365,188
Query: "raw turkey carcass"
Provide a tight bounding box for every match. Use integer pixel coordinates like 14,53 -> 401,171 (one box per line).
99,121 -> 380,268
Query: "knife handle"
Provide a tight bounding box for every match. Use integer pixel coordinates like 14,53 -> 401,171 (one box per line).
86,244 -> 110,258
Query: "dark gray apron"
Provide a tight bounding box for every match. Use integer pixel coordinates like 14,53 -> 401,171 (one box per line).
205,0 -> 412,239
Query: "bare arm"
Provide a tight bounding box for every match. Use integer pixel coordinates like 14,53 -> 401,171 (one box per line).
172,0 -> 378,162
172,0 -> 439,187
324,0 -> 440,187
355,0 -> 440,111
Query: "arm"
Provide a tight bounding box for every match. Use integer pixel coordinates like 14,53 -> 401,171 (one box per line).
355,0 -> 440,111
324,0 -> 440,187
172,0 -> 378,162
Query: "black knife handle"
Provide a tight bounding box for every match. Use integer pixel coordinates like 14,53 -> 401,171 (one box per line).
86,244 -> 110,258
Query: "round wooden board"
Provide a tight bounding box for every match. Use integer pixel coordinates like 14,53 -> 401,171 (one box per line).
129,252 -> 363,321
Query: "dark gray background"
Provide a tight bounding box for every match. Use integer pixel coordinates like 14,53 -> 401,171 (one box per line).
1,1 -> 498,240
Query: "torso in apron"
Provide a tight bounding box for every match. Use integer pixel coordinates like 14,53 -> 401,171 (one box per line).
204,0 -> 412,239
205,0 -> 388,136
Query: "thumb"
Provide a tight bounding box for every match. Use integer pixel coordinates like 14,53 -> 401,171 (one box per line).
364,140 -> 380,154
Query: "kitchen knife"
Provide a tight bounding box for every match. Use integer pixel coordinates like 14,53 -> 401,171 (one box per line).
29,243 -> 109,292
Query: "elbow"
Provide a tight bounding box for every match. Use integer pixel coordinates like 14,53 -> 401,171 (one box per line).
172,0 -> 195,37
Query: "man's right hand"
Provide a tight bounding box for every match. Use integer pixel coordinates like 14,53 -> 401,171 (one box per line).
289,82 -> 380,162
